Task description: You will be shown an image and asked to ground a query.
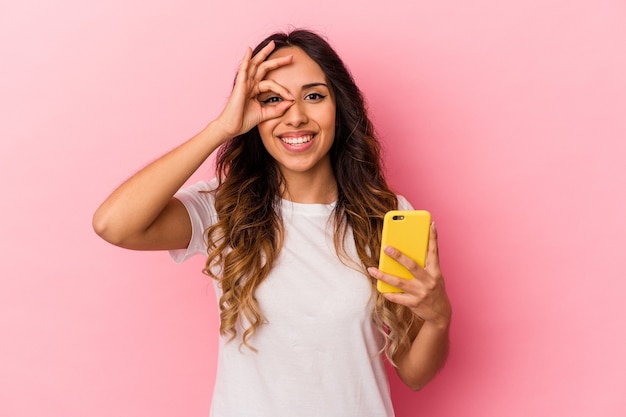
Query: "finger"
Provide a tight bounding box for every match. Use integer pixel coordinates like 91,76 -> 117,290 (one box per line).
381,291 -> 425,312
425,222 -> 440,271
251,40 -> 277,64
253,54 -> 294,83
233,47 -> 253,90
254,79 -> 293,98
368,266 -> 414,292
236,47 -> 252,73
260,100 -> 295,121
247,40 -> 277,76
383,245 -> 423,276
254,80 -> 296,121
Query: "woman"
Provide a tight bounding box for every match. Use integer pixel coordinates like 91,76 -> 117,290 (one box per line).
93,29 -> 451,417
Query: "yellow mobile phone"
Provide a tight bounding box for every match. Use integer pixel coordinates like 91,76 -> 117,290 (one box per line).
377,210 -> 431,293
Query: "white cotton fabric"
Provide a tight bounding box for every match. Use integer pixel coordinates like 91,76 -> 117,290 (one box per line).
170,179 -> 413,417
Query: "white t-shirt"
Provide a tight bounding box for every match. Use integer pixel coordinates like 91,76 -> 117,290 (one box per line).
171,180 -> 412,417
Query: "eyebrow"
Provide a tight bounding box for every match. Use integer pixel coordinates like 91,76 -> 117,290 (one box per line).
302,82 -> 329,89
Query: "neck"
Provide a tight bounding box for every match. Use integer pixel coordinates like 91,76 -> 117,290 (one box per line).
280,167 -> 338,204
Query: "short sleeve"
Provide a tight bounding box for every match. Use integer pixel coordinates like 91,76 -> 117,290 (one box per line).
168,179 -> 219,263
397,195 -> 414,210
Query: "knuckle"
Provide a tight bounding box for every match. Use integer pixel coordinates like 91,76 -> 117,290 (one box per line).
405,257 -> 418,268
409,294 -> 425,308
415,287 -> 427,299
390,277 -> 405,288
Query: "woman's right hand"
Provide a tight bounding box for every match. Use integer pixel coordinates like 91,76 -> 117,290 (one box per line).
93,42 -> 295,251
213,41 -> 295,140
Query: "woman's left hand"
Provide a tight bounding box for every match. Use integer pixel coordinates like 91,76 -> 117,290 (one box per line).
368,223 -> 451,328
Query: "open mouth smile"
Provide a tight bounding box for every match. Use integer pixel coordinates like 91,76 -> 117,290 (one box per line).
279,135 -> 314,146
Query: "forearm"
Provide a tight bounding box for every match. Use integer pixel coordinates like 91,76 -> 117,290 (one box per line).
395,318 -> 450,391
92,121 -> 228,245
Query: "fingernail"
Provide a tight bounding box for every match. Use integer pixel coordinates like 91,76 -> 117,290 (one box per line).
367,267 -> 378,276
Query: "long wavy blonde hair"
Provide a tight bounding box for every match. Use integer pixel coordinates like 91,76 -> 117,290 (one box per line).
204,29 -> 418,364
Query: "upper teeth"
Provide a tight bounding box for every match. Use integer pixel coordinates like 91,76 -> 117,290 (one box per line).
281,135 -> 313,145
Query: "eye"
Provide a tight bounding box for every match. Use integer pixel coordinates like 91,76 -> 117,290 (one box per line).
304,92 -> 326,101
259,95 -> 283,105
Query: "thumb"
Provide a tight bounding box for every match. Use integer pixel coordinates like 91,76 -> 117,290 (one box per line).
261,99 -> 295,122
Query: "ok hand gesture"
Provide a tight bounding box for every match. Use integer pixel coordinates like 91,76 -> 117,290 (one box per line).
214,40 -> 295,139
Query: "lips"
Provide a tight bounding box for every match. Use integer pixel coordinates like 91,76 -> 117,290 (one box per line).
277,131 -> 316,148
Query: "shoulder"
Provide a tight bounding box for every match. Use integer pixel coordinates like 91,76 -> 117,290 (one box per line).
174,178 -> 219,202
173,178 -> 220,224
178,178 -> 219,194
396,195 -> 414,210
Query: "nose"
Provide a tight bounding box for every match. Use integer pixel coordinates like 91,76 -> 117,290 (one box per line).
283,100 -> 308,127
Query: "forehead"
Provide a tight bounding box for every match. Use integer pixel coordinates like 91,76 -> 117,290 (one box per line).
264,46 -> 328,85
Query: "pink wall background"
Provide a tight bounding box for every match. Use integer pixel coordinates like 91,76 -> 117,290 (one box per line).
1,0 -> 625,416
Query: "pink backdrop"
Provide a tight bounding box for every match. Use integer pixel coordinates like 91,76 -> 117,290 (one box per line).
1,0 -> 625,416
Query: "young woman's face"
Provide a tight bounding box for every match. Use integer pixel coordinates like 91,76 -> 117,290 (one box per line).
256,46 -> 336,181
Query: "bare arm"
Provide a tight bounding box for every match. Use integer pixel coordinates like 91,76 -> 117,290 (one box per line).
92,42 -> 295,250
393,314 -> 450,390
368,223 -> 452,390
92,122 -> 227,250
